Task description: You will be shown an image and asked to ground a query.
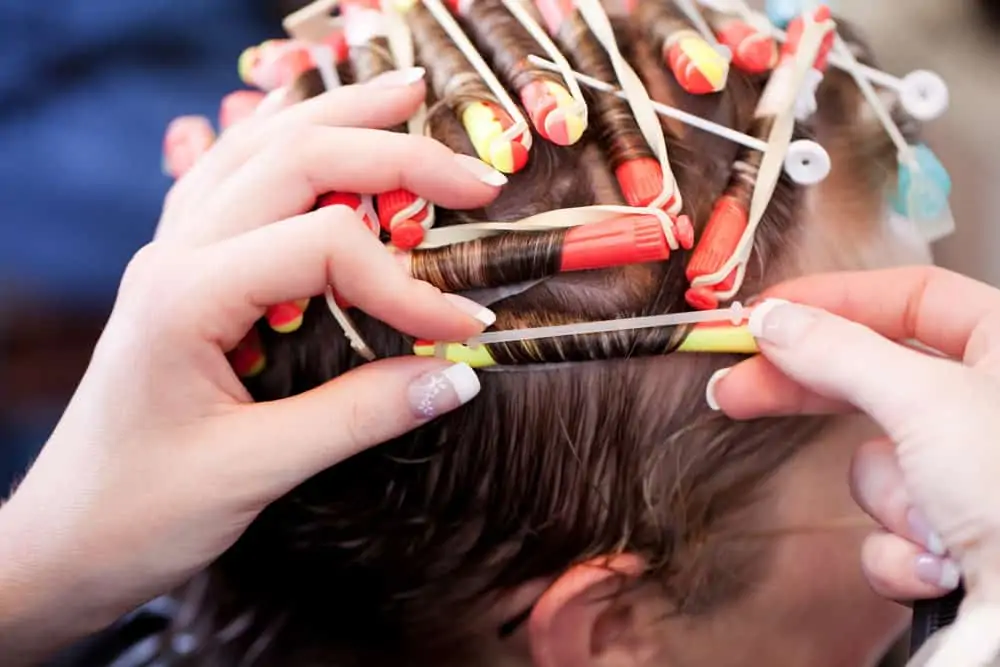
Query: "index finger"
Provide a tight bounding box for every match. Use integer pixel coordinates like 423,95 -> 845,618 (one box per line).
760,266 -> 1000,365
171,205 -> 494,348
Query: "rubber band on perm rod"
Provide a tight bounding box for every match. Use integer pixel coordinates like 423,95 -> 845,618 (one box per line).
420,0 -> 533,153
689,10 -> 834,300
283,0 -> 343,90
416,204 -> 679,250
324,288 -> 377,361
573,0 -> 681,214
502,0 -> 589,132
381,1 -> 438,231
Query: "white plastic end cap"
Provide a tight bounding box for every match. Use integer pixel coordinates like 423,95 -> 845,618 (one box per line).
900,70 -> 949,121
784,140 -> 830,185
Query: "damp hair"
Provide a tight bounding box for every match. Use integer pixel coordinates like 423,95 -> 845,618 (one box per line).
153,10 -> 922,666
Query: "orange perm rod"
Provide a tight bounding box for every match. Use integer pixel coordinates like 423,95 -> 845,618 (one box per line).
238,33 -> 349,91
704,9 -> 778,74
341,0 -> 433,249
443,0 -> 586,146
632,0 -> 729,95
407,213 -> 675,280
685,6 -> 834,311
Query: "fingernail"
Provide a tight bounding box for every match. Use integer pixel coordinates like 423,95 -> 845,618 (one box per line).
705,367 -> 731,411
367,67 -> 426,89
255,87 -> 287,116
908,507 -> 947,556
454,154 -> 508,187
444,293 -> 497,328
915,554 -> 961,590
408,363 -> 481,420
748,298 -> 819,347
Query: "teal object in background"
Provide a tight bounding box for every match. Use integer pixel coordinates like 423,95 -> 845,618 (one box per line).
766,0 -> 837,28
890,144 -> 952,221
766,0 -> 803,27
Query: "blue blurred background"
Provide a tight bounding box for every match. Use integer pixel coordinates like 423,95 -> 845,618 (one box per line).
0,0 -> 283,490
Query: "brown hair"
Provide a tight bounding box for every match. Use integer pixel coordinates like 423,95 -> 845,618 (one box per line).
406,1 -> 513,124
555,10 -> 658,173
457,0 -> 563,95
156,9 -> 918,666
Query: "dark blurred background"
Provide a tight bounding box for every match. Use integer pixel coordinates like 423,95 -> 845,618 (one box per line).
0,0 -> 288,489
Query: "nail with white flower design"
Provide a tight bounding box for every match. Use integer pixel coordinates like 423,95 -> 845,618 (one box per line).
407,363 -> 481,420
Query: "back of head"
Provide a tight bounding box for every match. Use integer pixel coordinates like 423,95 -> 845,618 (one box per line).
161,4 -> 934,666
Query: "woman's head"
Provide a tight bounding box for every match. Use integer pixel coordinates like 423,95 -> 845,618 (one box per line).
168,4 -> 933,665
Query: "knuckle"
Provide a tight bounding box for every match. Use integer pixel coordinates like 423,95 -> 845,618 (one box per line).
120,243 -> 169,292
119,243 -> 203,324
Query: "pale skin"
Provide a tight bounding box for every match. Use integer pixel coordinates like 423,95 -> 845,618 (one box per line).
1,69 -> 1000,667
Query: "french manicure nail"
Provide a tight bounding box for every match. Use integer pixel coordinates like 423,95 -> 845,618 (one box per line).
444,293 -> 497,328
915,554 -> 961,590
367,67 -> 426,89
908,507 -> 947,556
454,154 -> 508,187
408,363 -> 481,420
747,298 -> 819,347
705,367 -> 731,411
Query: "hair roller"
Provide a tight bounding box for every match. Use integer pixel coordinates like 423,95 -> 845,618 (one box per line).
450,0 -> 585,146
342,0 -> 435,249
409,213 -> 673,291
533,0 -> 664,209
631,0 -> 730,95
403,0 -> 530,173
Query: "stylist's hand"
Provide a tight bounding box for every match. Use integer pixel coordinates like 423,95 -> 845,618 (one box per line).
710,266 -> 1000,666
0,67 -> 503,663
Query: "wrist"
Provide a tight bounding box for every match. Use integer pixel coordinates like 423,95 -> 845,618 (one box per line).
0,493 -> 119,664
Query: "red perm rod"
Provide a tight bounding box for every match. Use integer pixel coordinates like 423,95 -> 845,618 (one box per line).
341,0 -> 433,249
707,11 -> 778,74
685,5 -> 834,311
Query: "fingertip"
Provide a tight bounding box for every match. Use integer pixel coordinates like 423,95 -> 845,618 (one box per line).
452,154 -> 508,188
861,532 -> 958,601
443,293 -> 497,329
705,367 -> 731,411
408,361 -> 482,421
387,281 -> 493,341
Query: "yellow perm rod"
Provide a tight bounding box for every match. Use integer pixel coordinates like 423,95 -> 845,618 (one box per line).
413,304 -> 760,368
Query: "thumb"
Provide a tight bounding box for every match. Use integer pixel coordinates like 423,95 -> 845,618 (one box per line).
224,357 -> 481,498
747,298 -> 965,439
